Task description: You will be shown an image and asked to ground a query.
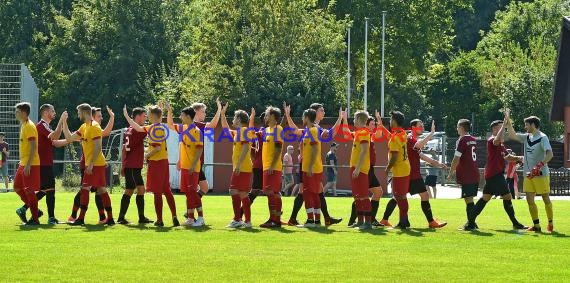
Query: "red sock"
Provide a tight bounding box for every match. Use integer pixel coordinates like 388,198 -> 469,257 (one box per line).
363,199 -> 372,223
304,192 -> 313,220
185,191 -> 193,211
25,189 -> 39,221
164,191 -> 177,217
79,189 -> 90,220
231,195 -> 241,221
267,195 -> 275,221
100,192 -> 113,219
396,198 -> 409,218
15,189 -> 28,205
275,195 -> 282,222
355,199 -> 364,223
154,194 -> 163,222
242,197 -> 251,223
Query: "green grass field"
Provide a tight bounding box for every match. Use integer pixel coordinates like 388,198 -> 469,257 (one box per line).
0,192 -> 569,282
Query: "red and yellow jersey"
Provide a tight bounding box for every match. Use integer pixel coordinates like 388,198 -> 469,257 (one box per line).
76,121 -> 106,166
19,119 -> 40,166
262,125 -> 284,171
144,124 -> 168,161
388,131 -> 410,177
175,124 -> 203,172
231,127 -> 255,172
301,126 -> 323,174
350,128 -> 370,174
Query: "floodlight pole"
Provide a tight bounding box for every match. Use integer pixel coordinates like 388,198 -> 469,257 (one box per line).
364,17 -> 369,112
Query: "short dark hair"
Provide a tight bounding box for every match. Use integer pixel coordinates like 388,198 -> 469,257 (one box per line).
390,111 -> 405,127
132,107 -> 146,118
490,120 -> 503,129
366,117 -> 376,126
458,119 -> 471,132
266,106 -> 281,121
524,116 -> 541,129
181,106 -> 197,119
15,102 -> 31,116
39,104 -> 53,116
303,109 -> 317,123
410,119 -> 422,128
91,107 -> 100,116
331,142 -> 337,148
309,103 -> 323,112
234,110 -> 249,124
0,132 -> 5,137
149,105 -> 162,118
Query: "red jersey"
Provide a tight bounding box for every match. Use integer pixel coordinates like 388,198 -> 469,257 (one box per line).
369,135 -> 376,166
122,126 -> 146,169
36,119 -> 54,166
407,135 -> 422,180
252,131 -> 263,169
195,121 -> 206,164
455,135 -> 479,184
484,137 -> 506,179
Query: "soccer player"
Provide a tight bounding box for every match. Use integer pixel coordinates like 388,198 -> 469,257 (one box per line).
505,113 -> 554,233
323,143 -> 338,196
66,106 -> 114,224
468,117 -> 528,230
13,102 -> 41,225
381,111 -> 411,229
116,106 -> 153,224
221,106 -> 255,228
347,110 -> 373,230
191,98 -> 222,199
448,119 -> 480,231
425,149 -> 440,199
380,119 -> 448,228
16,104 -> 66,224
285,109 -> 323,227
259,106 -> 284,228
123,103 -> 180,227
166,102 -> 205,227
284,102 -> 343,226
62,103 -> 114,226
348,115 -> 385,227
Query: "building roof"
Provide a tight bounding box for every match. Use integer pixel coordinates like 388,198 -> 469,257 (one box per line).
551,16 -> 570,121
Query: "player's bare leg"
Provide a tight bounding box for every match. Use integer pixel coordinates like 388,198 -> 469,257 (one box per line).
541,194 -> 553,233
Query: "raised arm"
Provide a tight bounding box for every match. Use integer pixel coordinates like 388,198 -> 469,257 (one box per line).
61,112 -> 81,143
414,120 -> 435,150
102,106 -> 115,138
48,116 -> 64,140
220,103 -> 229,129
249,107 -> 256,128
504,109 -> 521,143
165,101 -> 176,131
493,117 -> 508,145
205,97 -> 222,129
283,102 -> 303,136
123,105 -> 145,132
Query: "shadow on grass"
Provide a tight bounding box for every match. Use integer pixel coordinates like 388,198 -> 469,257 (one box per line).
465,230 -> 494,237
82,224 -> 109,232
17,224 -> 42,231
357,227 -> 389,235
550,231 -> 569,238
225,227 -> 263,234
494,229 -> 528,235
394,228 -> 424,237
182,225 -> 212,232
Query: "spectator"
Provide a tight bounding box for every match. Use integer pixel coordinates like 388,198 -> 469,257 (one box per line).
282,145 -> 295,196
0,132 -> 9,191
425,149 -> 440,199
323,142 -> 338,196
505,149 -> 522,199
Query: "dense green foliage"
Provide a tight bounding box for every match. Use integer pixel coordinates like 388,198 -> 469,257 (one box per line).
0,0 -> 566,137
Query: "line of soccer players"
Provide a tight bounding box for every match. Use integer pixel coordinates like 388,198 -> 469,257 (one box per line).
12,101 -> 555,233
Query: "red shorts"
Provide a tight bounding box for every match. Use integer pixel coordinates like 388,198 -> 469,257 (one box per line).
14,165 -> 40,191
350,167 -> 369,198
302,172 -> 323,194
392,176 -> 411,196
230,172 -> 252,192
82,166 -> 106,188
147,159 -> 170,194
180,169 -> 199,193
263,170 -> 282,193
